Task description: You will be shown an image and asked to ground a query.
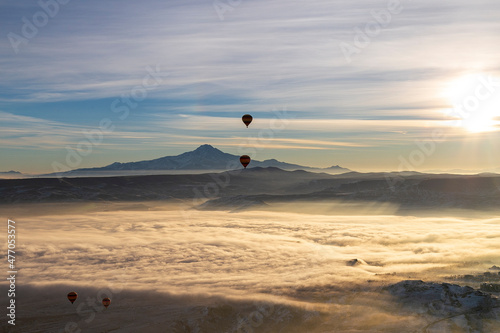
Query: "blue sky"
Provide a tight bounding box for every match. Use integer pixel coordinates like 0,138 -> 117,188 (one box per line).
1,0 -> 500,173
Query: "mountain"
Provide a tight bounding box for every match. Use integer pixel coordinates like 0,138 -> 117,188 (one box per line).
96,144 -> 236,171
0,170 -> 22,174
0,170 -> 23,179
49,145 -> 352,176
323,165 -> 351,173
254,158 -> 305,169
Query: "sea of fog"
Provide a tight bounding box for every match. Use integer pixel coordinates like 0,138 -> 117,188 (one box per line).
1,202 -> 499,332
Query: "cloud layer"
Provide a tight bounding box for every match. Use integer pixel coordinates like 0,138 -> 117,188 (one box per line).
8,205 -> 500,292
1,203 -> 499,331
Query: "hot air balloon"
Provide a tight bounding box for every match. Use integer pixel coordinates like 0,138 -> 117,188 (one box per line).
240,155 -> 251,168
67,292 -> 78,304
102,297 -> 111,309
242,114 -> 253,128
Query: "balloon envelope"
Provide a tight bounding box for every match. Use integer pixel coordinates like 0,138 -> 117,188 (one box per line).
102,297 -> 111,308
67,292 -> 78,304
240,155 -> 251,168
242,114 -> 253,128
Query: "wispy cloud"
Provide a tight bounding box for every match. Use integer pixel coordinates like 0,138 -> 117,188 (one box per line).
2,0 -> 500,171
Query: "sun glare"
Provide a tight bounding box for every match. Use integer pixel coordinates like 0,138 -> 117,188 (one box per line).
444,73 -> 500,133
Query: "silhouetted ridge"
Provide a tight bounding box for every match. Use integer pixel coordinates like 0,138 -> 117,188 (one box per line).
42,145 -> 352,176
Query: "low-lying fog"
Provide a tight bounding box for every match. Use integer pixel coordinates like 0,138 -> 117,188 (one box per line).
1,202 -> 499,332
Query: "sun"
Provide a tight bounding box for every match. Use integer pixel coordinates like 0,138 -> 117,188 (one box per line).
443,73 -> 500,133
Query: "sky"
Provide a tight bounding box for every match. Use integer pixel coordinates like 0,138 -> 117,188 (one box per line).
1,0 -> 500,174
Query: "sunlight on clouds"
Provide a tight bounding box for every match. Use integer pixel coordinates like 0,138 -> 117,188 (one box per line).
155,114 -> 453,133
2,1 -> 500,173
14,207 -> 500,294
2,203 -> 499,332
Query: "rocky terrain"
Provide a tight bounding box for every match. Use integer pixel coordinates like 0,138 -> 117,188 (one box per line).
2,167 -> 500,216
386,280 -> 500,332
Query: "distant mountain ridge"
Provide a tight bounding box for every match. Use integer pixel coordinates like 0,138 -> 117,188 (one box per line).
0,170 -> 23,179
3,167 -> 500,213
55,144 -> 351,175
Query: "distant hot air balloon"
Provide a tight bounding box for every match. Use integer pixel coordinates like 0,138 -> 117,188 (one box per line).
102,297 -> 111,309
242,114 -> 253,128
67,292 -> 78,304
240,155 -> 251,168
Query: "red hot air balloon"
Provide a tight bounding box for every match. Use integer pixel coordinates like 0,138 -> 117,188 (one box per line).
240,155 -> 251,168
102,297 -> 111,309
67,292 -> 78,304
242,114 -> 253,128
